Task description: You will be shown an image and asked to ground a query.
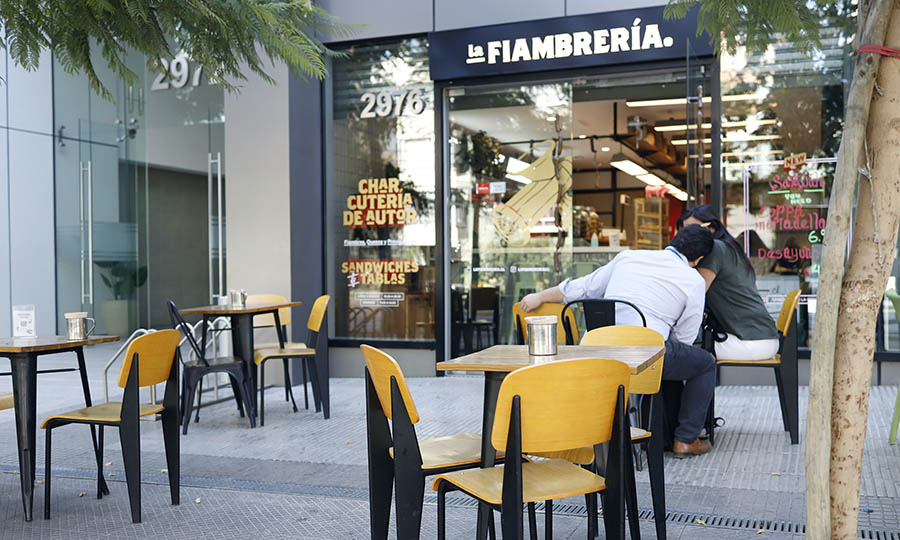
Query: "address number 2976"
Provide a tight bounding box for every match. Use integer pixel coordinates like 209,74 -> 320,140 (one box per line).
360,89 -> 426,119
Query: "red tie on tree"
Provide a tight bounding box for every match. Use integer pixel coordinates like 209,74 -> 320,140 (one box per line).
857,44 -> 900,59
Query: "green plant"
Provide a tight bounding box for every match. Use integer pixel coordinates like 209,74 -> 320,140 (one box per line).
94,261 -> 147,300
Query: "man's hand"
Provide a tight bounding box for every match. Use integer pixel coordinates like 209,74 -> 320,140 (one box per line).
519,293 -> 543,313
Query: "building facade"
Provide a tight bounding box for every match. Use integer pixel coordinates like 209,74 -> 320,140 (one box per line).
1,0 -> 898,382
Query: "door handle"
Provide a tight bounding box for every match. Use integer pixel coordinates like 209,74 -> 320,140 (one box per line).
87,160 -> 94,305
208,152 -> 214,302
79,161 -> 87,303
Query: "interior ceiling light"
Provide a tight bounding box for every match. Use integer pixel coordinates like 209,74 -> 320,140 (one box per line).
723,134 -> 782,143
722,149 -> 785,157
626,93 -> 759,108
654,118 -> 778,133
671,138 -> 713,146
636,173 -> 666,186
600,146 -> 611,152
665,184 -> 688,201
609,153 -> 648,176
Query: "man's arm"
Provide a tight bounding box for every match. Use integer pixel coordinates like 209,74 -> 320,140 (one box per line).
672,281 -> 706,344
520,287 -> 565,312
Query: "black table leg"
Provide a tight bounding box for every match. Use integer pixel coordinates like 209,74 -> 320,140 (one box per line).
476,372 -> 505,540
9,353 -> 37,521
75,348 -> 110,496
231,314 -> 257,418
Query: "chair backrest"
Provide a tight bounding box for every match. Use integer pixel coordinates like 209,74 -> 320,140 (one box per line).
167,300 -> 206,364
116,329 -> 181,388
247,293 -> 291,327
776,289 -> 802,335
580,326 -> 664,395
307,295 -> 330,332
491,358 -> 630,453
360,344 -> 419,424
562,299 -> 647,344
512,302 -> 576,344
470,287 -> 500,321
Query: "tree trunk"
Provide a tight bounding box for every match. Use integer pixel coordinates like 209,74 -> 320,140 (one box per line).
830,5 -> 900,537
805,2 -> 892,537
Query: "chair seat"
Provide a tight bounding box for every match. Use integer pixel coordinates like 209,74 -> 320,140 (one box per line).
389,433 -> 484,470
254,341 -> 308,350
0,392 -> 13,411
432,459 -> 605,505
183,355 -> 245,369
717,353 -> 781,366
534,427 -> 651,465
254,345 -> 315,364
42,402 -> 164,428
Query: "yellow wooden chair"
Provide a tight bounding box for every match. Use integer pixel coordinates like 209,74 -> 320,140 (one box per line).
432,358 -> 633,540
361,345 -> 487,540
0,393 -> 13,410
42,330 -> 181,523
253,295 -> 330,424
715,289 -> 802,444
581,325 -> 667,540
512,302 -> 578,345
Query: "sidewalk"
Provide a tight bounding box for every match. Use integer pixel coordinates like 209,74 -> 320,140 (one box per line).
0,342 -> 896,538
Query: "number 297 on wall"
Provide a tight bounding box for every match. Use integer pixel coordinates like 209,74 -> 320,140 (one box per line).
360,89 -> 427,119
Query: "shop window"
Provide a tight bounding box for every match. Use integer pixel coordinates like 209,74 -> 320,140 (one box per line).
326,39 -> 436,343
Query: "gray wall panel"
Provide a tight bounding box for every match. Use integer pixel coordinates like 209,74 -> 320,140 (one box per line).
565,0 -> 666,16
6,50 -> 52,135
8,130 -> 56,336
320,0 -> 433,42
0,127 -> 10,336
435,0 -> 564,31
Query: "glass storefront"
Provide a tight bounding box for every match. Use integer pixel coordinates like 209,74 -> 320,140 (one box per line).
53,46 -> 225,336
326,39 -> 437,344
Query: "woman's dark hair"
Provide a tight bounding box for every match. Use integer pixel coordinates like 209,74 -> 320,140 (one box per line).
677,205 -> 754,274
669,224 -> 714,261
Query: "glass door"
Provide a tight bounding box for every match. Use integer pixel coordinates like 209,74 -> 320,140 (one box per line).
447,82 -> 574,356
685,40 -> 708,206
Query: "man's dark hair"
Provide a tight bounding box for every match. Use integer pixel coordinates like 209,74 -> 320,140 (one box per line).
670,224 -> 714,261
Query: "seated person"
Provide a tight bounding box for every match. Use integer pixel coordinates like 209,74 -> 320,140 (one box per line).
519,225 -> 716,456
677,206 -> 779,361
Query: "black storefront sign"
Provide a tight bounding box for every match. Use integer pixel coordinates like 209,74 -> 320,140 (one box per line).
428,5 -> 712,81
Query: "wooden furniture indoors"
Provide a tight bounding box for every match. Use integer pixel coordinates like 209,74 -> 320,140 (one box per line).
253,295 -> 330,425
433,358 -> 633,540
0,334 -> 119,521
42,330 -> 181,523
634,197 -> 669,250
712,289 -> 802,444
362,345 -> 487,540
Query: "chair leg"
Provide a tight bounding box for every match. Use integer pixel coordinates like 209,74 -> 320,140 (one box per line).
283,358 -> 298,413
43,425 -> 52,520
528,502 -> 538,540
119,420 -> 142,523
778,362 -> 800,445
773,366 -> 790,432
162,403 -> 180,506
890,384 -> 900,445
96,426 -> 104,500
307,354 -> 323,414
229,376 -> 246,418
232,370 -> 256,429
586,492 -> 599,540
182,374 -> 200,436
194,377 -> 202,423
259,361 -> 266,427
302,358 -> 310,410
437,481 -> 448,540
394,472 -> 425,540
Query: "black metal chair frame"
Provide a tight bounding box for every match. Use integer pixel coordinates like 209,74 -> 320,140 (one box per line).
168,300 -> 256,433
43,349 -> 180,523
258,322 -> 324,427
705,307 -> 800,445
365,369 -> 496,540
435,385 -> 632,540
560,298 -> 648,346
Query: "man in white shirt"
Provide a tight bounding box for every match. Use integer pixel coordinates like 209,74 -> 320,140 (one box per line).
519,224 -> 716,456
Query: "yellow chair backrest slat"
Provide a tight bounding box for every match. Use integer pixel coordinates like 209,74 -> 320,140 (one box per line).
580,326 -> 665,395
512,302 -> 577,344
117,330 -> 181,388
491,358 -> 630,454
308,295 -> 330,332
776,289 -> 802,335
247,293 -> 292,328
360,344 -> 419,424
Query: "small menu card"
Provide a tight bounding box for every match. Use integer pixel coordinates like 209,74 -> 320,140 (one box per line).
12,305 -> 35,337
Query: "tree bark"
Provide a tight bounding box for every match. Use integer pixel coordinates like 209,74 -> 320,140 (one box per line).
805,2 -> 892,538
830,4 -> 900,538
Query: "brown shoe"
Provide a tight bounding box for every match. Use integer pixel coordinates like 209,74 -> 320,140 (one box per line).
673,438 -> 711,457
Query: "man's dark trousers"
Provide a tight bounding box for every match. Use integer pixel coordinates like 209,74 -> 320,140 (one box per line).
662,339 -> 716,443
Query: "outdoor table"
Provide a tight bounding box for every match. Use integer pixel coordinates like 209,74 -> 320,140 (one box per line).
0,335 -> 120,521
437,344 -> 665,540
180,301 -> 328,419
